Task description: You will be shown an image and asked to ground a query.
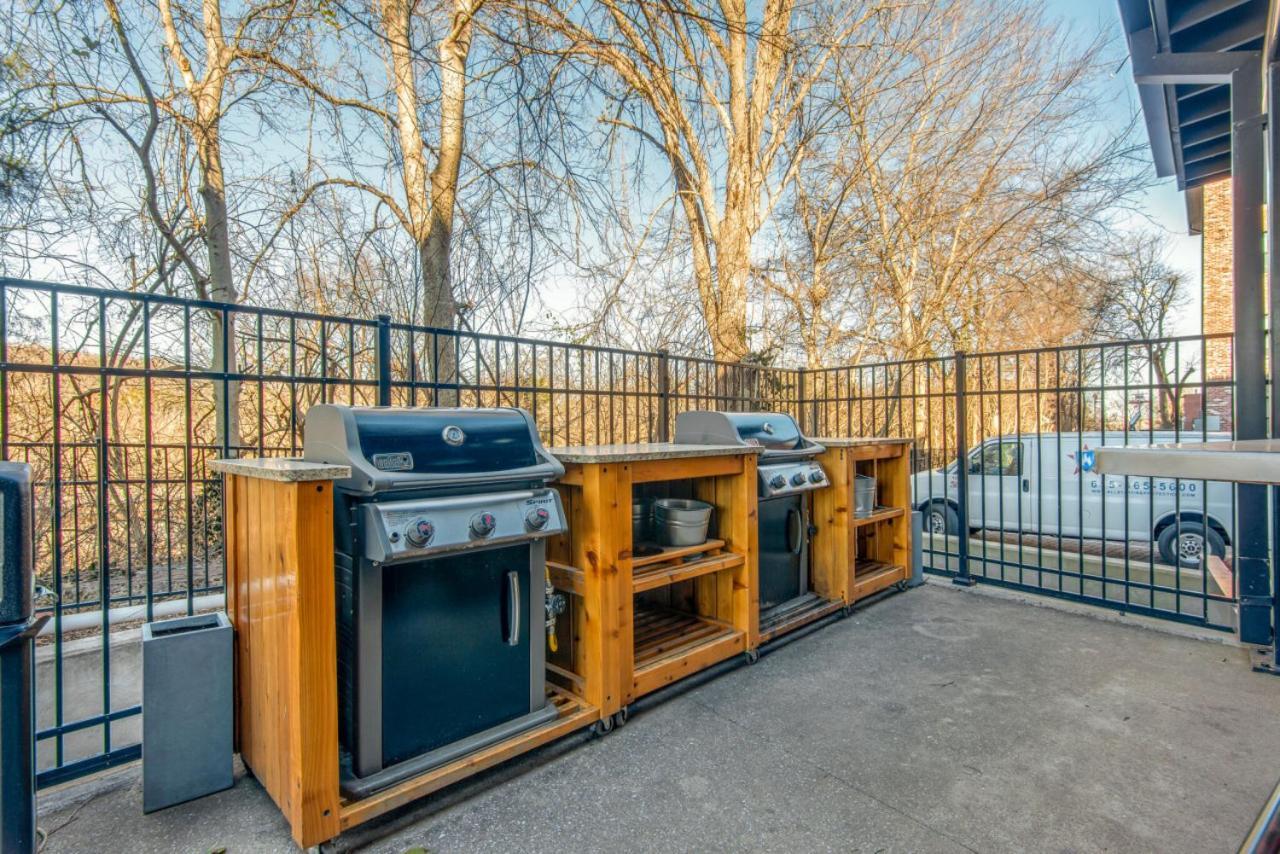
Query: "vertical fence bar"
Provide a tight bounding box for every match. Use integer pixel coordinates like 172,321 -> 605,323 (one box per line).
656,349 -> 671,442
953,351 -> 975,586
376,314 -> 392,407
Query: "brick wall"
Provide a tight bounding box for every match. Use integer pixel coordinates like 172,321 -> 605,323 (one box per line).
1200,177 -> 1233,432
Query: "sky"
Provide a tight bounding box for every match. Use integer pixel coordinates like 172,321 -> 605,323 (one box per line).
1049,0 -> 1205,336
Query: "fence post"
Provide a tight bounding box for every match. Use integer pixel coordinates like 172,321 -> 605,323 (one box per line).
656,349 -> 671,442
953,350 -> 975,586
375,315 -> 392,407
796,368 -> 808,435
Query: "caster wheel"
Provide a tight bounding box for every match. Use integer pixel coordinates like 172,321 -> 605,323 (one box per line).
592,716 -> 615,736
896,580 -> 909,592
841,605 -> 854,618
745,649 -> 760,665
613,707 -> 629,728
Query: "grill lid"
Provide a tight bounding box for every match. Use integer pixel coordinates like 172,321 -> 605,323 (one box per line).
675,410 -> 823,459
303,404 -> 563,493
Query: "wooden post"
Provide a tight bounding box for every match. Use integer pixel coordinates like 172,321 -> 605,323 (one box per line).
220,466 -> 341,849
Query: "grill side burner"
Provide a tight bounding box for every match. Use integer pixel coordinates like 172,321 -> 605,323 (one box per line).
675,411 -> 831,622
304,405 -> 566,799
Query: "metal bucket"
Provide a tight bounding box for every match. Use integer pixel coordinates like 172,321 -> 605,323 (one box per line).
854,475 -> 876,517
653,498 -> 713,547
632,499 -> 650,544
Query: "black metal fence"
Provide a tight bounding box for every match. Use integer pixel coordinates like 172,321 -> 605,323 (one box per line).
0,278 -> 1242,788
807,337 -> 1239,629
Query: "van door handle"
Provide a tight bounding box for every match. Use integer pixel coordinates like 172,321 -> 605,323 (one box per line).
505,570 -> 520,646
1021,478 -> 1030,493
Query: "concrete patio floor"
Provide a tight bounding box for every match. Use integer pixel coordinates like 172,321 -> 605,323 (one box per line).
36,580 -> 1280,853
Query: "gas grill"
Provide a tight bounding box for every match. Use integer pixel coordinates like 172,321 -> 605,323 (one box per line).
675,411 -> 831,628
303,404 -> 566,799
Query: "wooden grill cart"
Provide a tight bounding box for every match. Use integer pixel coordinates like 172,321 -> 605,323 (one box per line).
544,444 -> 761,724
810,438 -> 915,604
211,458 -> 597,849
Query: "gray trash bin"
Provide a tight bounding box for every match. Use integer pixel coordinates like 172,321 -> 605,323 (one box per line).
909,511 -> 925,587
142,612 -> 233,812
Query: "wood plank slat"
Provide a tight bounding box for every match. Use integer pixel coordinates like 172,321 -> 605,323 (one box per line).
632,552 -> 744,593
631,538 -> 726,568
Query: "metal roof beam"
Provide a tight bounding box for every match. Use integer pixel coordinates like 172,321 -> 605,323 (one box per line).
1169,0 -> 1254,34
1130,27 -> 1259,83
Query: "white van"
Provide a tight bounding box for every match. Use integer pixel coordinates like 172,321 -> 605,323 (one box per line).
911,432 -> 1234,568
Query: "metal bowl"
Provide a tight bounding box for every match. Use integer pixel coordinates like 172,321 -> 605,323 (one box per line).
653,498 -> 713,546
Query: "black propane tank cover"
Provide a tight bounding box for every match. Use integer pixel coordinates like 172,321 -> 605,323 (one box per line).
0,461 -> 33,626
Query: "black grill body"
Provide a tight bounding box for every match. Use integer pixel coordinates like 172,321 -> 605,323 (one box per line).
304,405 -> 566,798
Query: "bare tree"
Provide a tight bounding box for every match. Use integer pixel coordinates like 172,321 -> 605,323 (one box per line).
1088,230 -> 1193,429
521,0 -> 881,363
761,0 -> 1151,365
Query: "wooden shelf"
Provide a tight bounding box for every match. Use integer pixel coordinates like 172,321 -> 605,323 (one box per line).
546,560 -> 584,596
757,595 -> 844,644
852,559 -> 908,601
632,538 -> 726,568
632,551 -> 743,593
850,506 -> 906,528
338,686 -> 596,830
631,604 -> 745,697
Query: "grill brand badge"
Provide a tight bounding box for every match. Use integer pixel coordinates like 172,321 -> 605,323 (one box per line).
442,425 -> 466,446
371,452 -> 413,472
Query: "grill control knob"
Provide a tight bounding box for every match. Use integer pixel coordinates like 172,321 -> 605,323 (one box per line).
470,512 -> 497,538
525,507 -> 551,530
808,470 -> 825,484
405,518 -> 434,548
790,472 -> 807,487
769,474 -> 787,490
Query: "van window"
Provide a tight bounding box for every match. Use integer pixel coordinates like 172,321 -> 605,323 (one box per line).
968,441 -> 1022,476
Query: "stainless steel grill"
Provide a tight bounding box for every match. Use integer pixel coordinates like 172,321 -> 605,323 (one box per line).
303,404 -> 566,799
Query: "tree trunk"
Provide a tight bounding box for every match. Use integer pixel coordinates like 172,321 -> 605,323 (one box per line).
196,120 -> 240,450
381,0 -> 474,405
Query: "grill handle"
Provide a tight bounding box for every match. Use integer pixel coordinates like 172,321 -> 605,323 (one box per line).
505,570 -> 520,646
786,508 -> 804,556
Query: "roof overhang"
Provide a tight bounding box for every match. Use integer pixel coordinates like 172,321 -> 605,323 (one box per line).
1118,0 -> 1268,198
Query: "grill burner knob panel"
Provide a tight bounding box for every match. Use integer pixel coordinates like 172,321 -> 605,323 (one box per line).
405,518 -> 434,548
470,512 -> 497,538
769,474 -> 787,490
790,472 -> 807,487
525,507 -> 550,530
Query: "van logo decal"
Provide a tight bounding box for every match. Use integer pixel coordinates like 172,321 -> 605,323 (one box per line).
1069,445 -> 1094,474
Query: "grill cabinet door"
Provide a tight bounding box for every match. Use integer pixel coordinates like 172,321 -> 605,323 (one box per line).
380,544 -> 532,768
757,495 -> 804,611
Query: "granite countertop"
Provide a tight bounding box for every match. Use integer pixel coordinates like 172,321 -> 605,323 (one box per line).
209,457 -> 351,482
548,442 -> 762,463
813,437 -> 914,447
1093,440 -> 1280,485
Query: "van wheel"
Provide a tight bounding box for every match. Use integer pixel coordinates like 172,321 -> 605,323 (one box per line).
922,502 -> 959,536
1157,521 -> 1225,569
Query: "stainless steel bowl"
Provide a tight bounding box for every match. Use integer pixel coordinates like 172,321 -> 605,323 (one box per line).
854,474 -> 877,517
653,498 -> 713,546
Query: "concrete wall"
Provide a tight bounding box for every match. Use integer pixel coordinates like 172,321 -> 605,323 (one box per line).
35,631 -> 142,774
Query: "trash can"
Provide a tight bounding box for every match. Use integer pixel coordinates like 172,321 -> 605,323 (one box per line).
142,612 -> 233,812
0,462 -> 46,854
909,510 -> 925,587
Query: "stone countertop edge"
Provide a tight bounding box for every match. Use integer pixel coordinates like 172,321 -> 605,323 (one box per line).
1092,440 -> 1280,485
209,457 -> 351,482
813,437 -> 915,447
548,443 -> 763,463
